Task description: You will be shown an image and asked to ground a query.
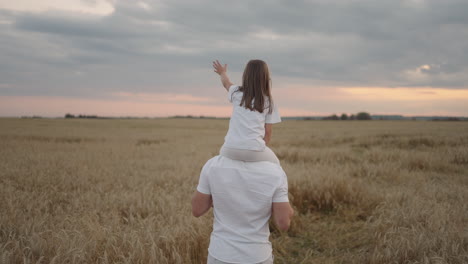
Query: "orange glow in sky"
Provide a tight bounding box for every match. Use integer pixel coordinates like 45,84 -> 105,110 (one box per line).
1,86 -> 467,117
340,87 -> 468,101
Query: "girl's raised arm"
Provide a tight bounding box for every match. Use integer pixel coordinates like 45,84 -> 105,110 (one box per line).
213,60 -> 233,91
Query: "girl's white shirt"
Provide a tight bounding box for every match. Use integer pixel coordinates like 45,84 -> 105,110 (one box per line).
223,85 -> 281,151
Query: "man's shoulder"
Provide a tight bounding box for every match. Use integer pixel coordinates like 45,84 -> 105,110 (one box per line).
203,155 -> 222,168
220,157 -> 285,176
246,162 -> 285,176
203,156 -> 283,172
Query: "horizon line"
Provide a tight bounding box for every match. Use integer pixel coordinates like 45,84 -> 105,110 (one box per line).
2,113 -> 468,119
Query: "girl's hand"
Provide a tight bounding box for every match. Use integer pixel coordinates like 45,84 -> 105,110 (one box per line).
213,60 -> 228,75
213,60 -> 233,90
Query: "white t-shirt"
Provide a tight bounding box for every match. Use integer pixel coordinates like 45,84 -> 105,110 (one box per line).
223,85 -> 281,151
197,155 -> 289,263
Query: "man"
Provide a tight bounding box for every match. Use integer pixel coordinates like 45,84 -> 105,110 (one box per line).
192,155 -> 294,264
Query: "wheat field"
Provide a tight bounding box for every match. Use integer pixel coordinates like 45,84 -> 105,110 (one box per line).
0,118 -> 467,264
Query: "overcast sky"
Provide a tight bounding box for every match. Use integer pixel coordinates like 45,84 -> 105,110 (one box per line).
0,0 -> 467,117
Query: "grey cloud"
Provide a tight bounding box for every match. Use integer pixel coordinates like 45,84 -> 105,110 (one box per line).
1,0 -> 468,100
15,12 -> 147,39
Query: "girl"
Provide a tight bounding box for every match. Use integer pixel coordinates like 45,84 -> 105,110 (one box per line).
212,59 -> 281,164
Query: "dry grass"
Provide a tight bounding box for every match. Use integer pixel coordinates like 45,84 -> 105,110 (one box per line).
0,118 -> 467,264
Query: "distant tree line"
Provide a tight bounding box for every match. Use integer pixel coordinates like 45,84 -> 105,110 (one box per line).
61,112 -> 465,121
65,113 -> 99,119
431,117 -> 462,121
322,112 -> 372,120
21,115 -> 43,119
170,115 -> 218,119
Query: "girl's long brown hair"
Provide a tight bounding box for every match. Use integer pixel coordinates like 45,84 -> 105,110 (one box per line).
237,59 -> 273,114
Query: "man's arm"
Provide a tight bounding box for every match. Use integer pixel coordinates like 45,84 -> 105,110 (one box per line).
264,123 -> 272,145
213,60 -> 233,91
191,191 -> 213,217
272,202 -> 294,231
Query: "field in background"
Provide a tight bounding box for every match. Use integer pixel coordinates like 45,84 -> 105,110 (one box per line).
0,118 -> 467,264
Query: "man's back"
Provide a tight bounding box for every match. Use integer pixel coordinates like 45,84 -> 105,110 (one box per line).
196,156 -> 289,263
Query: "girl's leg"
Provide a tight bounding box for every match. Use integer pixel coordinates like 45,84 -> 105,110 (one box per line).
261,147 -> 280,165
220,146 -> 252,161
220,146 -> 280,165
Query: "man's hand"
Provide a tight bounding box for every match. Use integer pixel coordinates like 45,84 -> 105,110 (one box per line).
213,60 -> 228,75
